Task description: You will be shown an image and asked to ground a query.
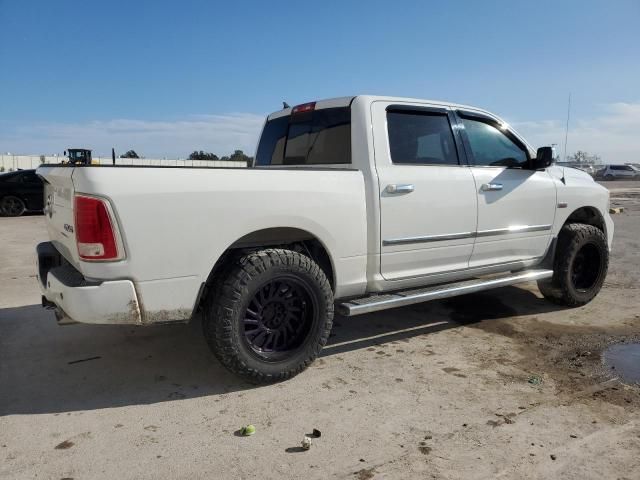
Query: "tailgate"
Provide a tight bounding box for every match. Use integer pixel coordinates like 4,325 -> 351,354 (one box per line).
37,166 -> 82,270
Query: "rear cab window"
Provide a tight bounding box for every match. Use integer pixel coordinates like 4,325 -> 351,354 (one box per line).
255,103 -> 351,166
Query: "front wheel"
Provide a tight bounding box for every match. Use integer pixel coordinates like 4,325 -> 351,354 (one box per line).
0,196 -> 26,217
538,223 -> 608,307
203,248 -> 334,383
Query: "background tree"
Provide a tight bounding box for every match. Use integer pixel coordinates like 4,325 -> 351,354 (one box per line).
228,150 -> 253,164
566,150 -> 600,164
189,150 -> 219,160
188,150 -> 253,164
120,150 -> 140,159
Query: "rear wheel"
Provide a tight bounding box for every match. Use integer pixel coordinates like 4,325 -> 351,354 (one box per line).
538,223 -> 608,307
203,248 -> 333,383
605,174 -> 614,180
0,196 -> 26,217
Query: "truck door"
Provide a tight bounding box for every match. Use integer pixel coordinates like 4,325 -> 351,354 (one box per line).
456,110 -> 557,268
372,102 -> 478,280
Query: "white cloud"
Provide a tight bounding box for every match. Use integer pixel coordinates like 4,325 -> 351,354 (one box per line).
511,102 -> 640,163
0,113 -> 266,158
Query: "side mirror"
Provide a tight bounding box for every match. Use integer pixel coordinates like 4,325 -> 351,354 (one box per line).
531,146 -> 554,170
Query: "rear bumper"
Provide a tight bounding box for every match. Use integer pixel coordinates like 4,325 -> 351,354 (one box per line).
37,242 -> 142,325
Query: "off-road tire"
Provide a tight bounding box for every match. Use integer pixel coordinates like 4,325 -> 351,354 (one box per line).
538,223 -> 608,307
0,195 -> 26,217
203,248 -> 333,383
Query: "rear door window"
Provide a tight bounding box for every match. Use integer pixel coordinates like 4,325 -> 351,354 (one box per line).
255,107 -> 351,166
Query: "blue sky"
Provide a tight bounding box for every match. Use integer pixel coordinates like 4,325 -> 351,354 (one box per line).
1,0 -> 639,161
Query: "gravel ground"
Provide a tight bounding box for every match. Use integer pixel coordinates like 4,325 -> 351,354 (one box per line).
1,183 -> 639,480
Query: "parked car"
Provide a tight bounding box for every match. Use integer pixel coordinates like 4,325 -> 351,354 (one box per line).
0,169 -> 44,216
36,95 -> 613,382
600,164 -> 639,180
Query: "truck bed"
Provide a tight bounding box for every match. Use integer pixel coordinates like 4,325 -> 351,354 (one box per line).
37,165 -> 368,324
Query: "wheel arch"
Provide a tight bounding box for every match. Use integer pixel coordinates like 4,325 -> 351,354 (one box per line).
195,227 -> 336,314
562,206 -> 606,236
543,205 -> 608,269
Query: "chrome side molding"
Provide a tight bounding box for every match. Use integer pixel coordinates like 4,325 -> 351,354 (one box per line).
383,224 -> 552,247
383,231 -> 474,246
475,224 -> 552,237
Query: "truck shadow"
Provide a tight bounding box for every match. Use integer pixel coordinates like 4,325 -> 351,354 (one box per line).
0,286 -> 564,415
323,285 -> 562,356
0,304 -> 246,416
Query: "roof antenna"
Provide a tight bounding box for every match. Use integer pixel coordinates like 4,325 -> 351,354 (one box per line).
282,101 -> 290,109
560,93 -> 571,185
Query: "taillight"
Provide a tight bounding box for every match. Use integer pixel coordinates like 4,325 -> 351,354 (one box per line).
291,102 -> 316,115
74,195 -> 121,261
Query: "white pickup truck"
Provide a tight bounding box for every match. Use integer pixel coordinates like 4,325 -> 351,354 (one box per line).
36,95 -> 613,382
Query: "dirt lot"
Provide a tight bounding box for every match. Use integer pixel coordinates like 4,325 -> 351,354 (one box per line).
1,182 -> 639,480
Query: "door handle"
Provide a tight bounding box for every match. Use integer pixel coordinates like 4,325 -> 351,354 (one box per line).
386,184 -> 415,194
480,183 -> 503,192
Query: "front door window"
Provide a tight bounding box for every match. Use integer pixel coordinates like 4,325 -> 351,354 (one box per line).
461,118 -> 528,168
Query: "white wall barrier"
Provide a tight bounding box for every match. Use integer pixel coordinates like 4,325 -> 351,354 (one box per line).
0,155 -> 247,171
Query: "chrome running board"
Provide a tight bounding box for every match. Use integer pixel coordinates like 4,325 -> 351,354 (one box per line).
337,269 -> 553,316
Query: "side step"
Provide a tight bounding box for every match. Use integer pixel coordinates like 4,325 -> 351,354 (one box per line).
337,269 -> 553,316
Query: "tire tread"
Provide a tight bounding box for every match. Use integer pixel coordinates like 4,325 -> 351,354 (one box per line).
538,223 -> 608,307
203,248 -> 333,383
